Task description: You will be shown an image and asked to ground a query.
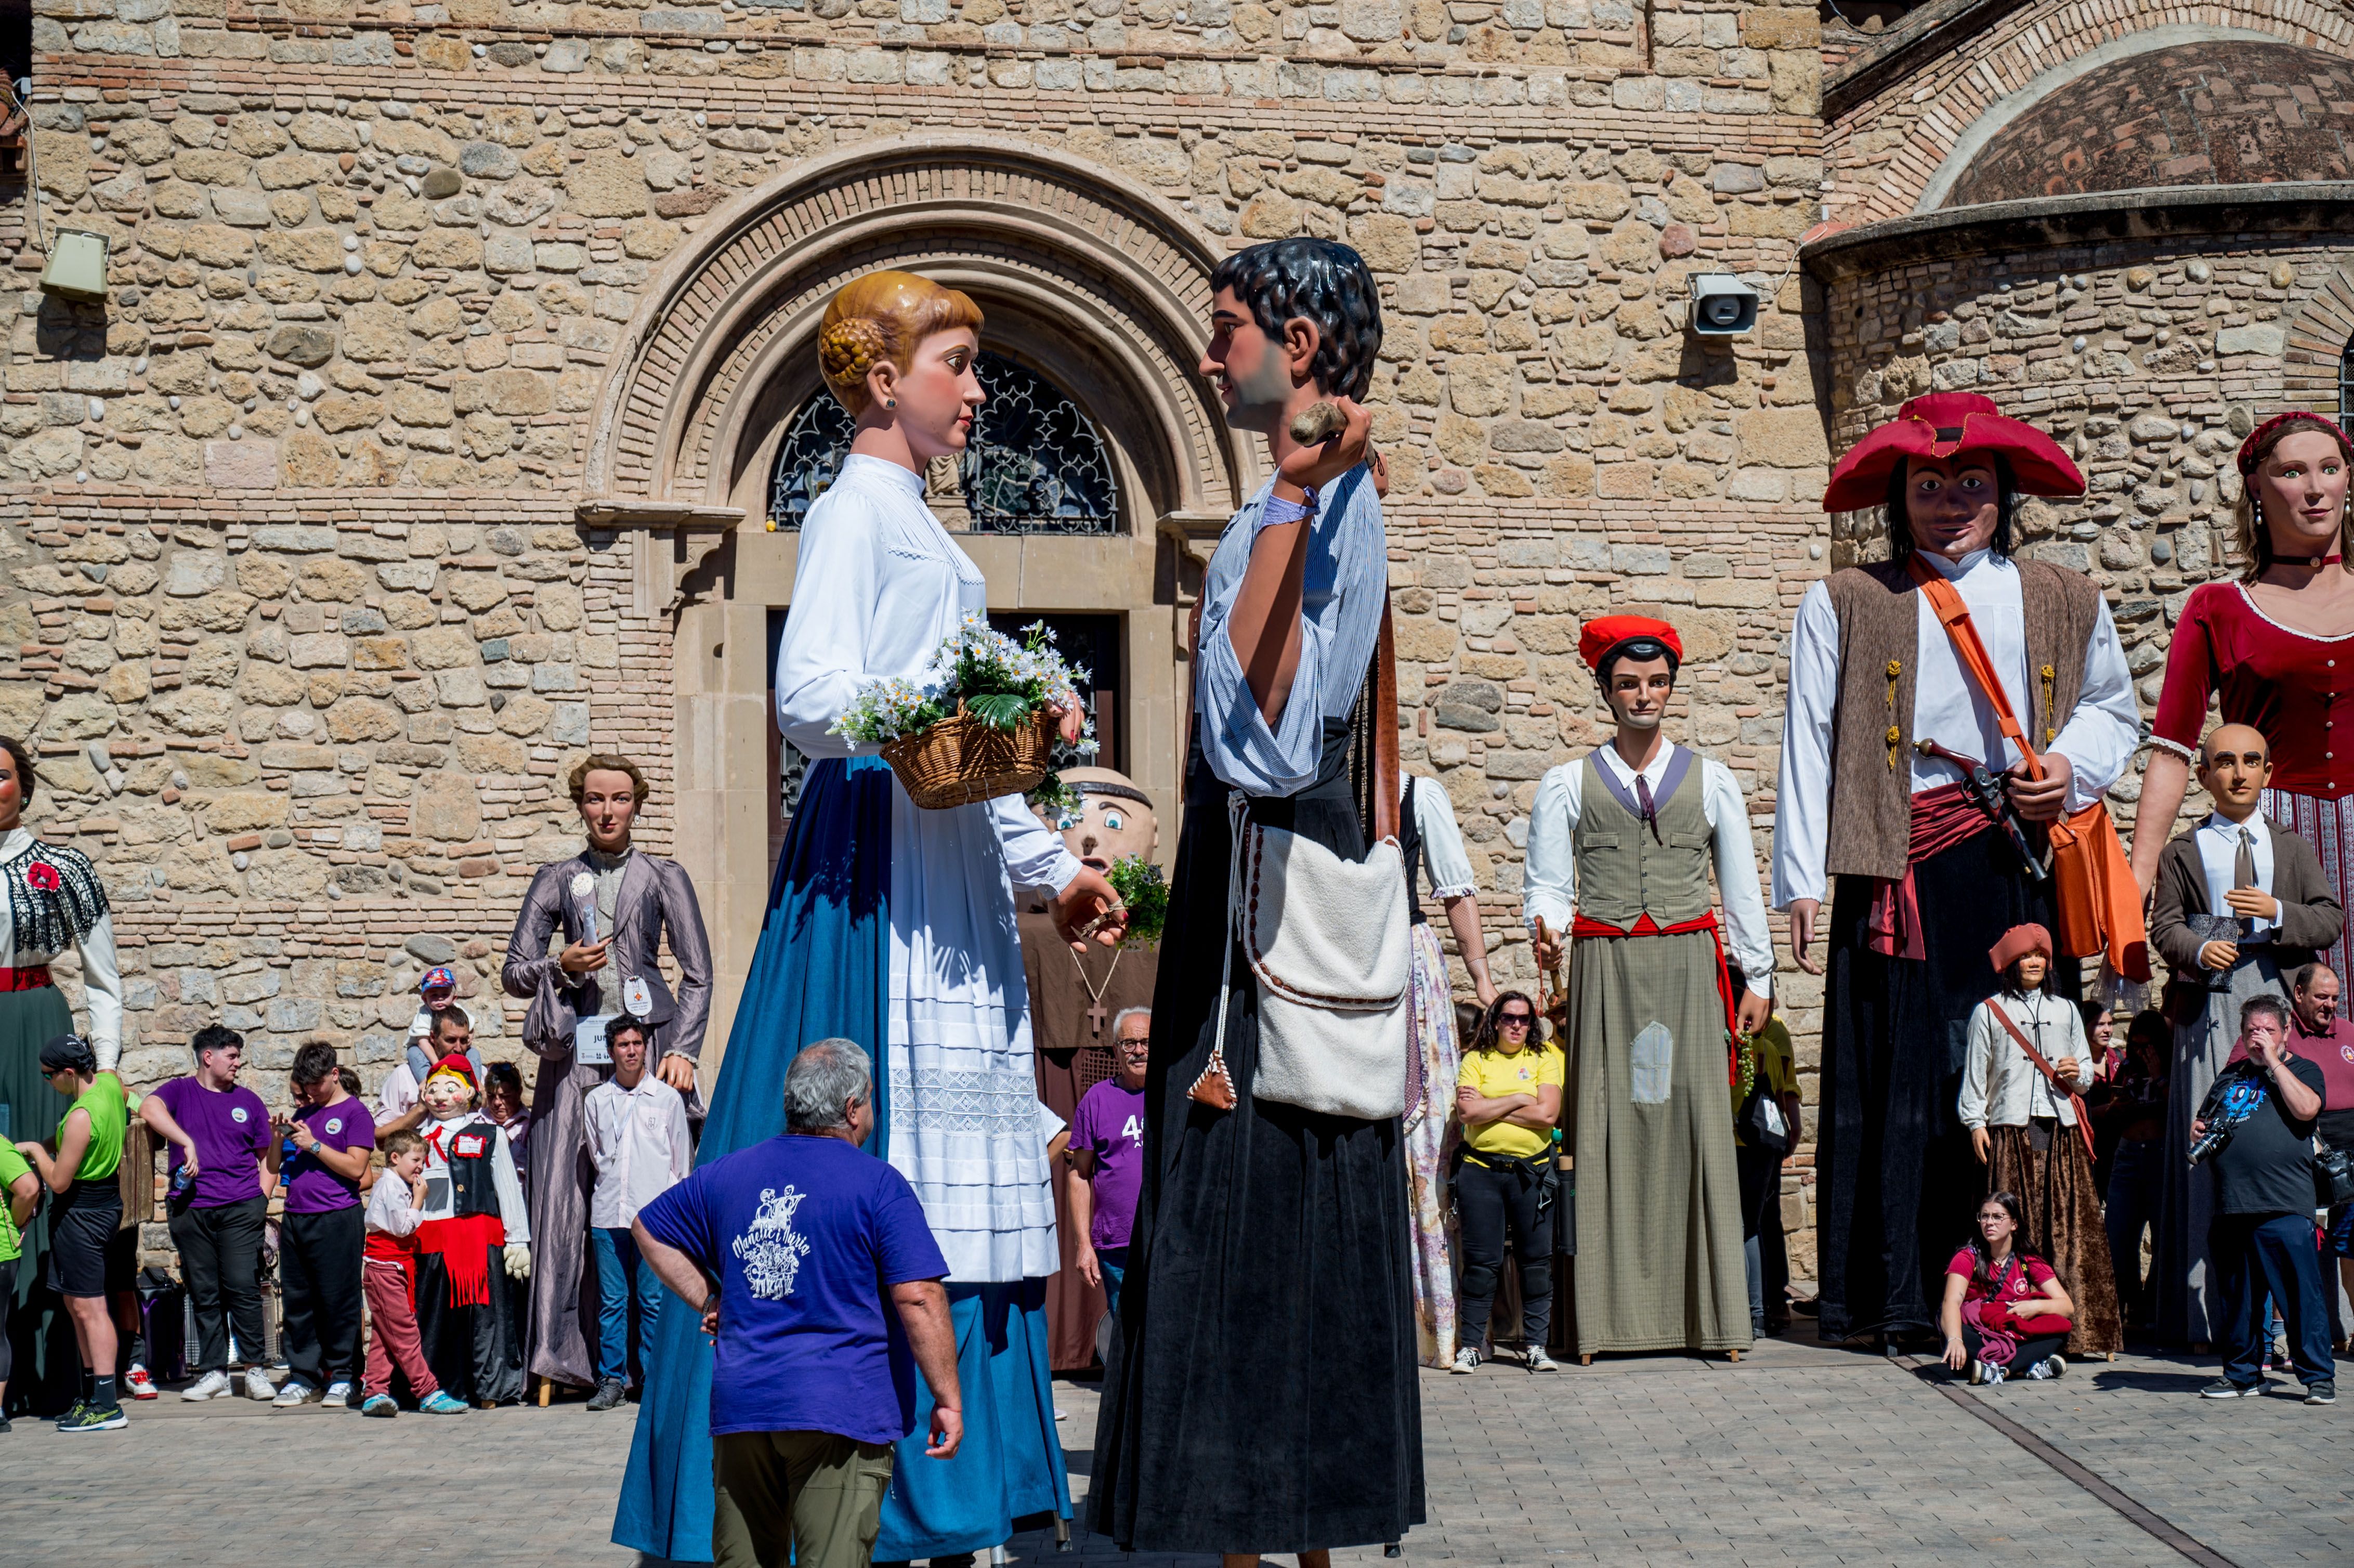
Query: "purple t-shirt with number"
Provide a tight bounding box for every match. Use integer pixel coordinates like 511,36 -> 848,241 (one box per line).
1070,1079 -> 1146,1250
152,1077 -> 274,1208
283,1095 -> 375,1213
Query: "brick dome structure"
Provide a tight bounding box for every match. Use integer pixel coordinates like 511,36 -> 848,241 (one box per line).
1944,40 -> 2354,207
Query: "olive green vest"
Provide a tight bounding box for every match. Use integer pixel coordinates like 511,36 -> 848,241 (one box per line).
1572,747 -> 1713,929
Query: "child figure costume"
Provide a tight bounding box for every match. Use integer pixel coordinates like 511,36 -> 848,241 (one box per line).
414,1055 -> 532,1405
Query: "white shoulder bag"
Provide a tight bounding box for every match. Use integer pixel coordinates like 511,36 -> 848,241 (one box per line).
1201,793 -> 1413,1121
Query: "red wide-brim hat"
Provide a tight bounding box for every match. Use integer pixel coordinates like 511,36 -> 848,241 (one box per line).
1823,393 -> 2085,513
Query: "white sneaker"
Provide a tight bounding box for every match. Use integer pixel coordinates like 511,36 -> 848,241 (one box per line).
1526,1345 -> 1560,1373
1450,1346 -> 1481,1375
320,1381 -> 352,1408
2043,1354 -> 2066,1380
243,1367 -> 278,1402
181,1370 -> 231,1402
271,1381 -> 318,1408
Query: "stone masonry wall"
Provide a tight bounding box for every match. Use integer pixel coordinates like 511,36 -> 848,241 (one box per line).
6,0 -> 1837,1262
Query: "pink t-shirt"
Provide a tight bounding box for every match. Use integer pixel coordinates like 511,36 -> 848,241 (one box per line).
1946,1247 -> 2055,1307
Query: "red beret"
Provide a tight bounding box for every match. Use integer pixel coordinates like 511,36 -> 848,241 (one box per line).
1579,616 -> 1683,673
1987,923 -> 2053,975
1823,393 -> 2085,513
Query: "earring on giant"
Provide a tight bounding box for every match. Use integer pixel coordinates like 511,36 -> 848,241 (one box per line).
885,398 -> 896,409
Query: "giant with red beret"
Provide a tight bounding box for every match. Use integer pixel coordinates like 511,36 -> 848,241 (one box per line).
1579,615 -> 1684,675
1822,391 -> 2085,514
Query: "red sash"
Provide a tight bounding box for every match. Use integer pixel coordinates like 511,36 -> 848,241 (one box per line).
1571,910 -> 1741,1084
1864,782 -> 1991,962
414,1213 -> 505,1308
0,965 -> 53,992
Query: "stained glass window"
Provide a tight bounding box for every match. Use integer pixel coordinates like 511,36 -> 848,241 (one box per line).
767,351 -> 1119,534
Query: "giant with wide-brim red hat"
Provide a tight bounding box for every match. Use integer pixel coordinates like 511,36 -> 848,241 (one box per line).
1822,391 -> 2085,513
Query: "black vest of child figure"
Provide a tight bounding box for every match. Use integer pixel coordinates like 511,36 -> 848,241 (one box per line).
440,1117 -> 504,1219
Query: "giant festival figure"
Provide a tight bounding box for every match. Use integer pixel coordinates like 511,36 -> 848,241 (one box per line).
1090,237 -> 1425,1566
1773,392 -> 2141,1345
615,269 -> 1124,1566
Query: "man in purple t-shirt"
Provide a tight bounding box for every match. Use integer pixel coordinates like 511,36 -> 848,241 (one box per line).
634,1039 -> 961,1568
139,1024 -> 280,1401
1068,1008 -> 1149,1313
272,1041 -> 375,1407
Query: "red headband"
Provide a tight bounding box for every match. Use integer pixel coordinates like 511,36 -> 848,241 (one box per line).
2237,411 -> 2353,478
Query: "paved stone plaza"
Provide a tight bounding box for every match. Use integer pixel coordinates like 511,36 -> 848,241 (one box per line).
4,1327 -> 2344,1566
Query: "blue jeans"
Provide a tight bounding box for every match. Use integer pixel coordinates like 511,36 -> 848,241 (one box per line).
592,1226 -> 665,1387
2212,1211 -> 2333,1388
1096,1247 -> 1128,1316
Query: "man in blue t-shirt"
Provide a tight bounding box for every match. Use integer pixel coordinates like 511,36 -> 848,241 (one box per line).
634,1039 -> 961,1568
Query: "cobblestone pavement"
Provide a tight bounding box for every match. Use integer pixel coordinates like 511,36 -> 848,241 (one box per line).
1,1331 -> 2345,1566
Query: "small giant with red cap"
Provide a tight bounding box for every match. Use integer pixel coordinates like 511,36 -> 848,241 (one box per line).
1822,392 -> 2085,514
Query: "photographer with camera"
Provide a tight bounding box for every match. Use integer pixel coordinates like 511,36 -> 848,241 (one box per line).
2194,995 -> 2332,1403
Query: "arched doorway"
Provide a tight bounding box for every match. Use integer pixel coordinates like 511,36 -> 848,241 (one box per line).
583,137 -> 1248,1059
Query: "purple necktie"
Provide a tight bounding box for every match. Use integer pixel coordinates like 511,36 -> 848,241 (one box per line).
1634,774 -> 1662,843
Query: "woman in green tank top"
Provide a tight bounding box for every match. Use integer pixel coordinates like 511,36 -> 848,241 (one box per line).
15,1033 -> 130,1430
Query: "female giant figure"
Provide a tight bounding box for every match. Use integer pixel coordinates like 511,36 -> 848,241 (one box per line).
616,270 -> 1122,1565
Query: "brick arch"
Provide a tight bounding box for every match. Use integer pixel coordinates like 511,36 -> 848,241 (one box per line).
2284,265 -> 2354,413
1825,0 -> 2354,224
582,136 -> 1243,522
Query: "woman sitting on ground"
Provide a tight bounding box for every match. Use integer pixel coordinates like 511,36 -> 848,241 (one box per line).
1940,1191 -> 2076,1385
1451,991 -> 1563,1375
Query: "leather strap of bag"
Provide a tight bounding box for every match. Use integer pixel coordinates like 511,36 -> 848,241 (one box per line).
1987,1002 -> 2098,1164
1904,555 -> 2045,779
1374,594 -> 1400,845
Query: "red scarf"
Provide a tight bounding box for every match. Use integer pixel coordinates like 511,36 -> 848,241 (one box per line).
415,1213 -> 505,1308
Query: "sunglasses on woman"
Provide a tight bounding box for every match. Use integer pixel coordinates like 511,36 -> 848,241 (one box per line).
1497,1013 -> 1533,1029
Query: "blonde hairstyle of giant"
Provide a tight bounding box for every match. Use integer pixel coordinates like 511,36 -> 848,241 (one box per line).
817,270 -> 985,418
2231,412 -> 2354,581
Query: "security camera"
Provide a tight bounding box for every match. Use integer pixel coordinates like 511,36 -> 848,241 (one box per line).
1688,273 -> 1758,337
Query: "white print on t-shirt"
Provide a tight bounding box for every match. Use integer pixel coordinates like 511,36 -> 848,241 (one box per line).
231,1107 -> 250,1123
1121,1114 -> 1143,1144
732,1186 -> 813,1301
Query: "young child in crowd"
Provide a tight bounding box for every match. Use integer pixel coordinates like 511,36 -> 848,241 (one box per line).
360,1130 -> 469,1418
582,1017 -> 689,1411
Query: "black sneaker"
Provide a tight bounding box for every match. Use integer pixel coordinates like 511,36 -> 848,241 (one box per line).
57,1402 -> 127,1432
586,1376 -> 626,1413
2200,1378 -> 2263,1399
2306,1381 -> 2337,1405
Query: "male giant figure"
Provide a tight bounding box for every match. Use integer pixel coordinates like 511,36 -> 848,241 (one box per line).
1773,393 -> 2139,1343
503,753 -> 713,1393
1527,617 -> 1774,1358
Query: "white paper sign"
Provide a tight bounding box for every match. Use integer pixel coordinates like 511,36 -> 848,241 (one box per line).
575,1013 -> 617,1066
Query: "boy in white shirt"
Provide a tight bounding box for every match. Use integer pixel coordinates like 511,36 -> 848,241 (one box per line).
582,1017 -> 689,1411
359,1130 -> 468,1417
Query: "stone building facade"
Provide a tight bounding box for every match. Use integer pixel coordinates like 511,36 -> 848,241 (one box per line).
4,0 -> 2350,1277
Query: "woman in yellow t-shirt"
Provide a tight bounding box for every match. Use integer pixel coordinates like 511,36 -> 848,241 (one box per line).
1451,991 -> 1565,1373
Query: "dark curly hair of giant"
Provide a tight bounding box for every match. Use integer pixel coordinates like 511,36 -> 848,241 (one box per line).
1208,238 -> 1383,401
